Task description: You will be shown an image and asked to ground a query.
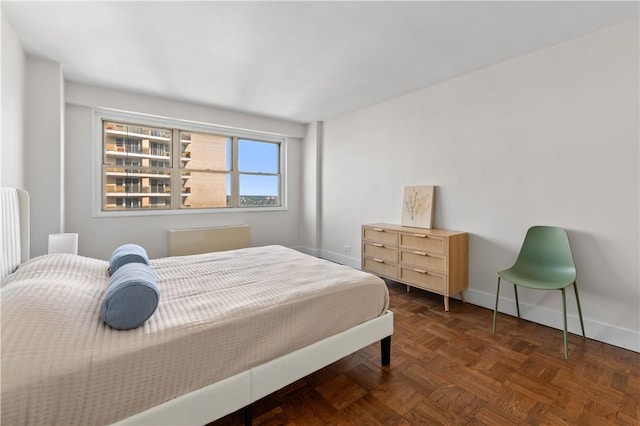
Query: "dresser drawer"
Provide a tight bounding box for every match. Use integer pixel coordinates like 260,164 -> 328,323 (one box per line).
399,267 -> 446,294
400,250 -> 446,274
400,232 -> 445,254
363,257 -> 398,280
363,242 -> 397,263
363,227 -> 398,246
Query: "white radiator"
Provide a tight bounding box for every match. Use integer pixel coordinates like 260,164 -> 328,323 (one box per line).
168,225 -> 251,256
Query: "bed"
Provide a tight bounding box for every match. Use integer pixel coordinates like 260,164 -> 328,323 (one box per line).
0,188 -> 393,425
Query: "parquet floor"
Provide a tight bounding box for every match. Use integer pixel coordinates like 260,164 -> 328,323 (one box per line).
211,281 -> 640,425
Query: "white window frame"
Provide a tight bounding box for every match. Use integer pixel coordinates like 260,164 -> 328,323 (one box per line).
92,109 -> 287,217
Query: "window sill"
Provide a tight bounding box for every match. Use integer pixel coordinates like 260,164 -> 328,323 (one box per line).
92,205 -> 288,218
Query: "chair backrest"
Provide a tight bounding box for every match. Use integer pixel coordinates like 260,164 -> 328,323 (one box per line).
515,226 -> 576,280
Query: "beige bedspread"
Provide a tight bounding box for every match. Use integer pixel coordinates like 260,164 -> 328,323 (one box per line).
1,245 -> 388,425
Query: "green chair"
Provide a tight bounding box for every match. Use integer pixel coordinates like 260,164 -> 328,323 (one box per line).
492,226 -> 585,359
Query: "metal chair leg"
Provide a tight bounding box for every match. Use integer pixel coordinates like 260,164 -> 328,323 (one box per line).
573,282 -> 586,338
493,277 -> 501,333
513,285 -> 521,318
562,288 -> 568,359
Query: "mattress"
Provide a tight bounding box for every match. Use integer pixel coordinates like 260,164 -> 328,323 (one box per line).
1,245 -> 389,425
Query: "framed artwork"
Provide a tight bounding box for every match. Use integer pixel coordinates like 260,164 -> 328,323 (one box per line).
401,185 -> 435,229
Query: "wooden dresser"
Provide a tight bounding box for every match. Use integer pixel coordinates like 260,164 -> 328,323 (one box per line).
362,223 -> 468,311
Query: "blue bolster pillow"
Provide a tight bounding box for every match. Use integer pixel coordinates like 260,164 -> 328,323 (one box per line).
100,262 -> 159,330
109,243 -> 149,276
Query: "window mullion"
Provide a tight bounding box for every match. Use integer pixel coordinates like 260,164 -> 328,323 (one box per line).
231,136 -> 240,207
172,129 -> 181,209
279,140 -> 284,208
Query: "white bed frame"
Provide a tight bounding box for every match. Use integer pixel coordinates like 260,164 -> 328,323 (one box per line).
1,188 -> 393,426
115,312 -> 393,425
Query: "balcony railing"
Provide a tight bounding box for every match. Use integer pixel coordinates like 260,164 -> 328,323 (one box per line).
105,184 -> 171,196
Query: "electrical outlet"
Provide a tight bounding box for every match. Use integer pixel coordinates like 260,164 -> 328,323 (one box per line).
344,245 -> 351,252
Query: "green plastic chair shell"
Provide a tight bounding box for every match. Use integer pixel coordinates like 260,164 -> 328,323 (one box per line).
492,226 -> 585,359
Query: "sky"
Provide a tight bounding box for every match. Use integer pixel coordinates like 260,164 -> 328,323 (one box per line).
232,139 -> 279,196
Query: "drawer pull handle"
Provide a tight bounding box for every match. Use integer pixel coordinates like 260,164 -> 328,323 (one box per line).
412,234 -> 426,238
373,228 -> 384,232
373,243 -> 384,247
413,251 -> 427,256
413,268 -> 427,274
373,258 -> 385,263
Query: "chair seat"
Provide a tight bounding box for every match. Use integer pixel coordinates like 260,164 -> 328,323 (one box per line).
498,266 -> 575,290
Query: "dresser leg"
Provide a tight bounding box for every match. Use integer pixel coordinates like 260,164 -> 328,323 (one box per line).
406,285 -> 410,292
460,291 -> 466,303
444,297 -> 449,311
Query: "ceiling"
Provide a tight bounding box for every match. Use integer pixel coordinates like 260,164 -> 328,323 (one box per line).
3,1 -> 638,124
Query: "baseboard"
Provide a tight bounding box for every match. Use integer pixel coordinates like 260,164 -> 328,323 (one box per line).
292,246 -> 319,258
300,247 -> 640,354
465,288 -> 640,353
317,249 -> 360,269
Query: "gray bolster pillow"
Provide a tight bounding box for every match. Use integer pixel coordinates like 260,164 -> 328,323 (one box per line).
109,243 -> 149,276
100,262 -> 159,330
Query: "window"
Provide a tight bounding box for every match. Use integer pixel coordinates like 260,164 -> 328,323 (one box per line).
238,139 -> 280,207
101,116 -> 284,213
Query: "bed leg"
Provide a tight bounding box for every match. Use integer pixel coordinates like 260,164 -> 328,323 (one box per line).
243,404 -> 252,426
381,335 -> 391,366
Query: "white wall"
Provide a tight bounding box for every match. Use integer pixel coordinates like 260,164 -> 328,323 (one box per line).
24,57 -> 64,256
315,19 -> 639,351
1,11 -> 25,187
65,83 -> 306,260
297,121 -> 321,256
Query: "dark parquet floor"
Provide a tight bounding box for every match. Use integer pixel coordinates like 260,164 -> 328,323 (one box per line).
211,281 -> 640,425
